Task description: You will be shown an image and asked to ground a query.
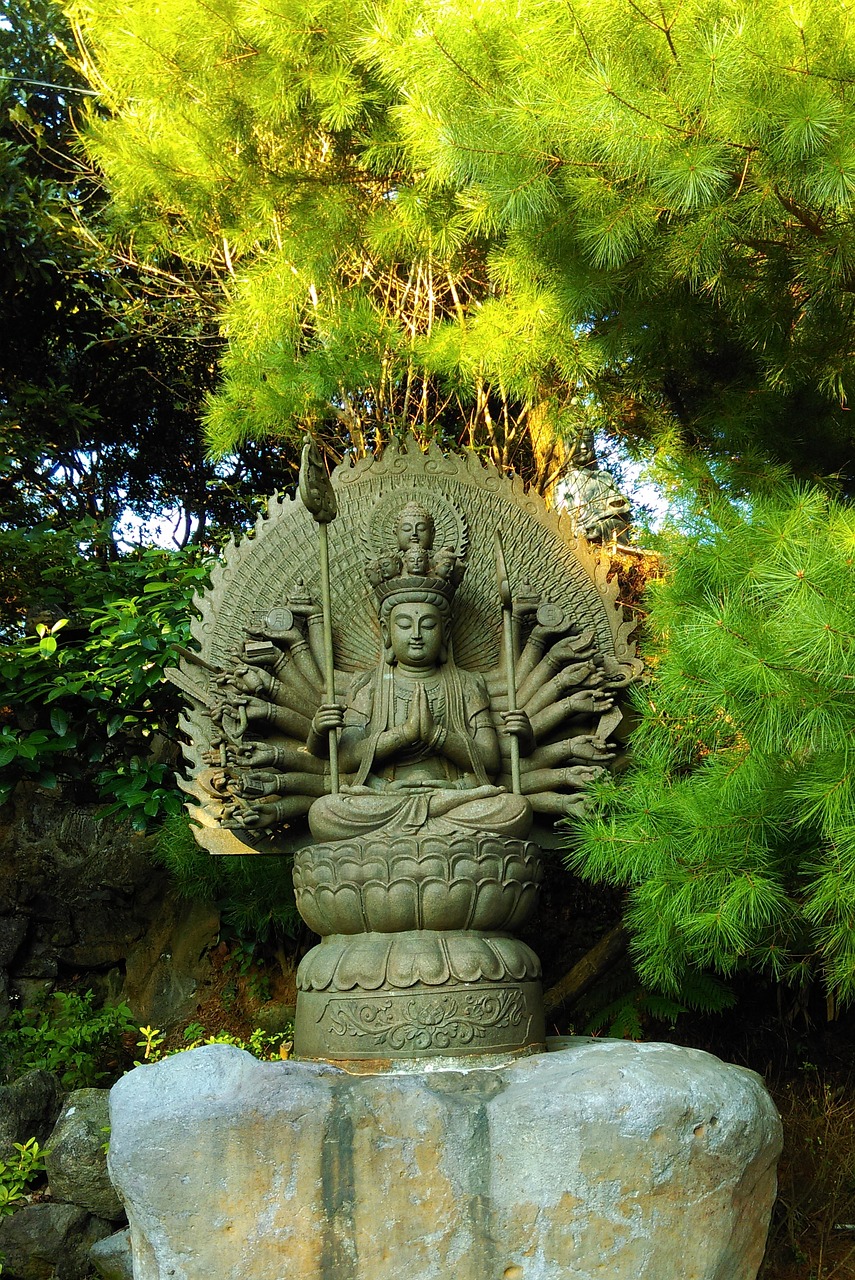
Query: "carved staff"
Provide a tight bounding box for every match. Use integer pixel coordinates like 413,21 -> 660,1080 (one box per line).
299,436 -> 340,794
494,529 -> 521,795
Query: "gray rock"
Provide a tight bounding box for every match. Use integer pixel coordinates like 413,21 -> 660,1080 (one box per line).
107,1039 -> 782,1280
0,967 -> 10,1025
0,1201 -> 111,1279
253,1000 -> 296,1034
58,905 -> 144,969
90,1227 -> 134,1280
13,940 -> 58,979
0,1069 -> 62,1160
45,1089 -> 124,1221
9,977 -> 55,1006
0,915 -> 27,966
120,895 -> 219,1032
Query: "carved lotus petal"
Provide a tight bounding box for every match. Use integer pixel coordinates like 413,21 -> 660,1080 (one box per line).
420,878 -> 475,930
412,854 -> 448,879
503,884 -> 540,931
503,853 -> 536,883
392,856 -> 427,880
334,937 -> 390,991
299,885 -> 335,936
362,879 -> 419,932
449,855 -> 485,882
489,935 -> 541,981
296,936 -> 345,991
293,889 -> 327,936
446,934 -> 504,982
360,857 -> 390,883
386,935 -> 450,987
295,854 -> 335,889
469,881 -> 521,931
336,857 -> 367,885
417,836 -> 450,859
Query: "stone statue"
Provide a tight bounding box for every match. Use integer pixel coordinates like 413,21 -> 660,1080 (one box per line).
168,442 -> 641,1062
563,429 -> 632,543
306,500 -> 534,842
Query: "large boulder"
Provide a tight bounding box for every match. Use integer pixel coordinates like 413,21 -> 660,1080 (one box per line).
45,1089 -> 124,1221
0,1202 -> 112,1280
0,1070 -> 62,1161
107,1039 -> 782,1280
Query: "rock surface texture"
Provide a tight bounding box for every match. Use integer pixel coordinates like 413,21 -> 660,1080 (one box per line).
0,1202 -> 112,1280
90,1227 -> 134,1280
108,1039 -> 782,1280
46,1089 -> 124,1221
0,1069 -> 62,1161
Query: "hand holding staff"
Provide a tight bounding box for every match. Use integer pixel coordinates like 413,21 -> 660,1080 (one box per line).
299,436 -> 340,794
495,529 -> 522,795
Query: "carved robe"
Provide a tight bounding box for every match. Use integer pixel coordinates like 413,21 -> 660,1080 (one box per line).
308,661 -> 532,840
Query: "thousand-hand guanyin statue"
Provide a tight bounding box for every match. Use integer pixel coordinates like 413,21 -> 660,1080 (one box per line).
168,441 -> 641,1062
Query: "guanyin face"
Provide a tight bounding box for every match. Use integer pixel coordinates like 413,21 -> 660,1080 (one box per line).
387,602 -> 444,669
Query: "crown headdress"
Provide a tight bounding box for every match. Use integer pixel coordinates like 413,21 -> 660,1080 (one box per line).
366,501 -> 466,611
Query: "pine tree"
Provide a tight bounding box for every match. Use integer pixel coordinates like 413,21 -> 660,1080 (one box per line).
569,478 -> 855,1003
66,0 -> 612,491
367,0 -> 855,486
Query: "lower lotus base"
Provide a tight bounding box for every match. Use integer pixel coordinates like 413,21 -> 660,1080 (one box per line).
294,928 -> 545,1060
107,1038 -> 782,1280
295,978 -> 545,1061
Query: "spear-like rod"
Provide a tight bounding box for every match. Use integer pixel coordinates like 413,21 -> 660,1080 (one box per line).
494,529 -> 521,795
299,436 -> 339,794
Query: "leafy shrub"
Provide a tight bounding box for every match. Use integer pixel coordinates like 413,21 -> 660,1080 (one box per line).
0,991 -> 137,1088
155,813 -> 300,941
136,1020 -> 293,1065
0,1139 -> 46,1217
0,523 -> 211,826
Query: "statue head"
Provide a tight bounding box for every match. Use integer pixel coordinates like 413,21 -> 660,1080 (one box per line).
368,502 -> 465,631
381,599 -> 447,668
395,502 -> 435,552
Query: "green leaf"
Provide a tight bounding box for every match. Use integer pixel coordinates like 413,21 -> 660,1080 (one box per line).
50,708 -> 69,737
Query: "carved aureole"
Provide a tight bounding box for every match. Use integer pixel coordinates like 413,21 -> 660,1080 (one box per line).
168,443 -> 641,1062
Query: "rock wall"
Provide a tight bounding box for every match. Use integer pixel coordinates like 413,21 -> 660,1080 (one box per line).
0,789 -> 218,1034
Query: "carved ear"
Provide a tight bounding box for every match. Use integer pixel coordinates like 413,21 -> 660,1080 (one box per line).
380,617 -> 395,663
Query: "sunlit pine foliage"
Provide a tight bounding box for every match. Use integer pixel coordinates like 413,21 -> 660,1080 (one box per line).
569,481 -> 855,1002
367,0 -> 855,484
68,0 -> 590,491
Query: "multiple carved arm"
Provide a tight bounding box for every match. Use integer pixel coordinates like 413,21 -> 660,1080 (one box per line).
184,584 -> 626,832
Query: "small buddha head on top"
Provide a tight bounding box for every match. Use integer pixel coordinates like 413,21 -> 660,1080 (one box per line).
395,502 -> 435,553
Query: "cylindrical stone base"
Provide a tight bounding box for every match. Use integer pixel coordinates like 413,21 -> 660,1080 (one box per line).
294,928 -> 545,1060
295,978 -> 545,1062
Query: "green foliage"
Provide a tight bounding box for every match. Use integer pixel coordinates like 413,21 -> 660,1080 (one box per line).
154,813 -> 300,940
68,0 -> 589,492
582,969 -> 736,1039
0,533 -> 211,824
569,479 -> 855,1002
0,991 -> 136,1088
136,1019 -> 293,1065
0,1139 -> 47,1218
371,0 -> 855,485
1,0 -> 298,547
